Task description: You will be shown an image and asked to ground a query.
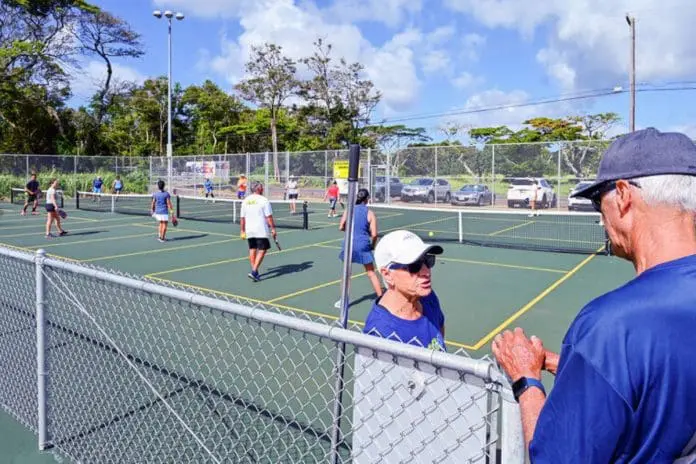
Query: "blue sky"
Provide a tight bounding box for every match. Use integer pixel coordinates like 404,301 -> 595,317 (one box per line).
73,0 -> 696,140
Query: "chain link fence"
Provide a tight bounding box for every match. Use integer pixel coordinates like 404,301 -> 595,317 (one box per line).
0,246 -> 524,463
1,140 -> 612,209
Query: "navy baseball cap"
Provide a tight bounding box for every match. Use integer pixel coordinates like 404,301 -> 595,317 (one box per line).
573,127 -> 696,199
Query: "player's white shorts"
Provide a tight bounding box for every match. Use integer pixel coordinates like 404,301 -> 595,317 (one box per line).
153,213 -> 168,222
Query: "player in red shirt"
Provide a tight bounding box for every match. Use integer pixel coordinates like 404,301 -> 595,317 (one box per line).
324,181 -> 340,217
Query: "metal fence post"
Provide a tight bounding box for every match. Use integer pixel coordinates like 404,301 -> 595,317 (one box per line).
264,151 -> 269,189
386,151 -> 391,204
557,144 -> 562,210
491,145 -> 496,206
35,249 -> 48,450
434,146 -> 438,205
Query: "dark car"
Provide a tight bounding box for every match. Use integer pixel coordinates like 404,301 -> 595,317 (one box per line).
451,184 -> 493,206
374,176 -> 403,202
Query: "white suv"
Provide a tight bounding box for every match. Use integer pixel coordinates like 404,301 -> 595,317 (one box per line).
507,177 -> 556,209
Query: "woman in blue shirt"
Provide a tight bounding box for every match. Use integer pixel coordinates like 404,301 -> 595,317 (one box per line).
150,179 -> 176,242
336,189 -> 382,307
364,230 -> 446,351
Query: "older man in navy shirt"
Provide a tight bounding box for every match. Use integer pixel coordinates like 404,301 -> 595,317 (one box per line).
492,128 -> 696,462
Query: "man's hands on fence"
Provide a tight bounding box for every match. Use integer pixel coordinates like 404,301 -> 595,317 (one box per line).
492,327 -> 545,381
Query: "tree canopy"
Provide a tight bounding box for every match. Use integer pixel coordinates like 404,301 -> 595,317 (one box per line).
0,1 -> 625,163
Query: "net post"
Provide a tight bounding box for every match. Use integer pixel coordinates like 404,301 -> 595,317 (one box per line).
110,193 -> 115,214
35,249 -> 49,451
75,191 -> 80,210
176,195 -> 181,219
303,201 -> 308,230
330,143 -> 360,464
233,200 -> 237,223
458,210 -> 463,243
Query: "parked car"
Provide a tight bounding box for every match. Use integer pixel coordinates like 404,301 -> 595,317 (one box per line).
400,178 -> 451,203
374,176 -> 403,202
568,180 -> 596,211
451,184 -> 493,206
506,177 -> 556,208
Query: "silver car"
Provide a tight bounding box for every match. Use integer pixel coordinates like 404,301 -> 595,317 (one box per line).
400,178 -> 452,203
451,184 -> 493,206
568,180 -> 596,211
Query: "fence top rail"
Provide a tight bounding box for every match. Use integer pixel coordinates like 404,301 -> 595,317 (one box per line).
0,245 -> 501,383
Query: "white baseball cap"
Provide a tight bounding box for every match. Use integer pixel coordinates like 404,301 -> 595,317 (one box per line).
374,230 -> 443,270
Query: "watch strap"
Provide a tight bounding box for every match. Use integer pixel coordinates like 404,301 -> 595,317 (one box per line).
512,377 -> 546,402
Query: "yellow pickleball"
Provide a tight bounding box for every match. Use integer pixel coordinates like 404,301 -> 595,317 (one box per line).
428,231 -> 434,237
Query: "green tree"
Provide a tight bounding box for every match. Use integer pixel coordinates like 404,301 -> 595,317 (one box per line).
235,43 -> 299,179
71,9 -> 144,153
183,80 -> 244,154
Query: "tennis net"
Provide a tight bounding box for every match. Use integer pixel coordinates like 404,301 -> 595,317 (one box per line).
176,195 -> 309,230
76,191 -> 154,216
11,187 -> 64,209
367,204 -> 609,255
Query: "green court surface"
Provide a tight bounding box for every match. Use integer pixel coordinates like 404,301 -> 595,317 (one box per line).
0,197 -> 639,462
0,197 -> 635,354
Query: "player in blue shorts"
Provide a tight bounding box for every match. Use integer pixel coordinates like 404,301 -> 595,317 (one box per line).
204,177 -> 214,201
92,176 -> 103,194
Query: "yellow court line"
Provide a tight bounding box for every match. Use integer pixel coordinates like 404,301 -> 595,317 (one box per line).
148,276 -> 475,349
30,231 -> 163,249
488,220 -> 536,236
267,272 -> 368,303
146,237 -> 345,277
81,238 -> 239,262
470,247 -> 603,351
146,275 -> 364,326
439,257 -> 568,274
0,241 -> 82,262
130,222 -> 233,238
0,221 -> 144,239
147,214 -> 462,277
315,244 -> 341,250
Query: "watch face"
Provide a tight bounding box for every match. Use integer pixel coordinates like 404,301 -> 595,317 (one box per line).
512,378 -> 530,402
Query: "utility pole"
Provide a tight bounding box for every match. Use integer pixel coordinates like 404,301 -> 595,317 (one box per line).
626,14 -> 636,132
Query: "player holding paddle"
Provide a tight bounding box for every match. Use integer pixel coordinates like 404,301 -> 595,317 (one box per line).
240,182 -> 277,282
150,179 -> 177,243
45,178 -> 67,238
21,172 -> 40,216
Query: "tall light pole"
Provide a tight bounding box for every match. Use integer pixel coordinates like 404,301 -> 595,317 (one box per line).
153,9 -> 185,191
626,14 -> 636,132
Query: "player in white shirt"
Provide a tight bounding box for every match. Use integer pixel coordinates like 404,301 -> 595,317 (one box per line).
240,182 -> 277,282
285,176 -> 299,214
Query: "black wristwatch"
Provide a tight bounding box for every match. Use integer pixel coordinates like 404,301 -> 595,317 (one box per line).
512,377 -> 546,402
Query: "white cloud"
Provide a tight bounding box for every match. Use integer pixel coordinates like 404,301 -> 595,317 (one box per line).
421,50 -> 451,74
442,88 -> 573,130
461,33 -> 486,61
69,60 -> 147,102
320,0 -> 423,28
194,0 -> 425,113
151,0 -> 244,18
452,72 -> 484,89
443,0 -> 696,92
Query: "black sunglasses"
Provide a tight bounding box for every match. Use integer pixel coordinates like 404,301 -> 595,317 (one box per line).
589,180 -> 641,212
388,254 -> 436,273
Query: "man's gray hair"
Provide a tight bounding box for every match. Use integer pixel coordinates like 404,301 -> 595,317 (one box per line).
632,174 -> 696,212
